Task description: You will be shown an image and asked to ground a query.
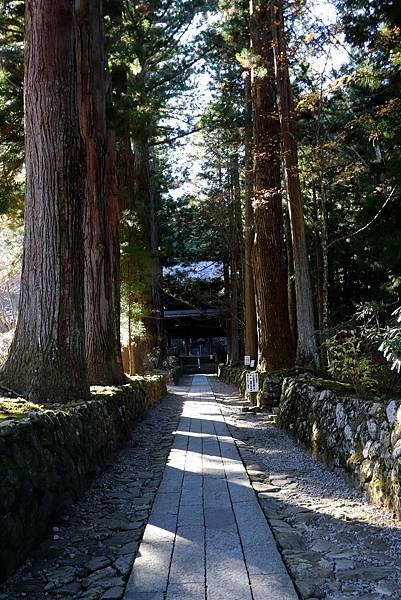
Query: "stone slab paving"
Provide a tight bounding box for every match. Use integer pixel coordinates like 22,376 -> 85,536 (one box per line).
210,376 -> 401,600
124,374 -> 298,600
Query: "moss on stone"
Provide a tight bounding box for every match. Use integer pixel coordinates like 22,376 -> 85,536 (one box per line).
0,374 -> 167,581
307,378 -> 355,395
0,398 -> 49,421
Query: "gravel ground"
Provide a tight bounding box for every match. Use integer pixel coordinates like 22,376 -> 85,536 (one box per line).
0,388 -> 186,600
210,377 -> 401,600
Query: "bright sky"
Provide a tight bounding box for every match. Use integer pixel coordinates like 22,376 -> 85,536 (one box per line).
166,0 -> 349,202
306,0 -> 350,74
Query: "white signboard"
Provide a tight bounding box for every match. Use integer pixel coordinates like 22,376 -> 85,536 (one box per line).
250,359 -> 255,368
244,355 -> 251,366
246,372 -> 259,393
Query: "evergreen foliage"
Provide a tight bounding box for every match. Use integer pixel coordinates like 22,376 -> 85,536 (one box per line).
0,0 -> 400,392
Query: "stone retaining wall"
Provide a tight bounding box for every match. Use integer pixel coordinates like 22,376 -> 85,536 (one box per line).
0,375 -> 166,580
278,377 -> 401,519
218,364 -> 301,408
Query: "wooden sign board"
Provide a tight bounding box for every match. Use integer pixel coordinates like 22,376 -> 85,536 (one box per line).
246,372 -> 259,393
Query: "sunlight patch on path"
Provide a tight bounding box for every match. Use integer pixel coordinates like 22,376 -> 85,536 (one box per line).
124,375 -> 297,600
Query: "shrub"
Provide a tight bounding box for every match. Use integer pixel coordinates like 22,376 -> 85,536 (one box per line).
323,302 -> 401,397
379,306 -> 401,373
324,330 -> 376,397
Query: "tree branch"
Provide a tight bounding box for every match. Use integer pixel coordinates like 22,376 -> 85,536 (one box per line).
152,125 -> 205,146
327,186 -> 398,249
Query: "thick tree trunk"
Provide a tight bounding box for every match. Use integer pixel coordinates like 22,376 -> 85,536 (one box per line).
0,0 -> 88,402
244,77 -> 258,362
272,0 -> 319,369
284,202 -> 297,344
229,148 -> 244,365
250,0 -> 294,371
75,0 -> 126,385
223,262 -> 232,364
132,136 -> 164,360
234,162 -> 245,362
228,172 -> 241,365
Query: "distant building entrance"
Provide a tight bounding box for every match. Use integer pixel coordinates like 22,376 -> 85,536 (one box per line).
164,307 -> 227,373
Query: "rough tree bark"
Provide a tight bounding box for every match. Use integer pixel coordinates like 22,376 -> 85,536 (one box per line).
250,0 -> 294,371
229,257 -> 240,365
244,76 -> 258,362
223,262 -> 232,364
0,0 -> 89,402
75,0 -> 126,385
132,135 -> 165,363
228,153 -> 243,366
284,202 -> 297,344
272,0 -> 319,369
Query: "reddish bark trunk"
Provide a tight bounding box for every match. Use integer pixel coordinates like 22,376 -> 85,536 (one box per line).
223,262 -> 232,364
232,148 -> 245,364
1,0 -> 88,402
273,0 -> 319,369
228,173 -> 240,366
250,0 -> 294,371
244,76 -> 258,362
132,136 -> 164,360
75,0 -> 125,385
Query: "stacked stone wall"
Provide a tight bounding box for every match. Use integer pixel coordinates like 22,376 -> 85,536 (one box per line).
0,375 -> 166,580
218,364 -> 302,408
278,378 -> 401,518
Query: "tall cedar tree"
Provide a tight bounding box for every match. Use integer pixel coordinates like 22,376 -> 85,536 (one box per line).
244,75 -> 258,362
228,147 -> 243,365
75,0 -> 126,385
272,0 -> 319,369
131,135 -> 164,363
112,1 -> 207,366
0,0 -> 89,402
250,0 -> 294,370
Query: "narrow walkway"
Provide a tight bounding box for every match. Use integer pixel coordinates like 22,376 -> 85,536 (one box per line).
124,375 -> 298,600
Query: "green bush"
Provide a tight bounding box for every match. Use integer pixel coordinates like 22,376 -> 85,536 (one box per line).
379,306 -> 401,373
324,330 -> 376,397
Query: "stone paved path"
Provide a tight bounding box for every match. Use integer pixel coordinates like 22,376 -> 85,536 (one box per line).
124,374 -> 298,600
